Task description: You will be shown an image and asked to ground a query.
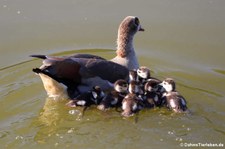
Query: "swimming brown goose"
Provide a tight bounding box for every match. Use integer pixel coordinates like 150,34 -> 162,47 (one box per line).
31,16 -> 144,99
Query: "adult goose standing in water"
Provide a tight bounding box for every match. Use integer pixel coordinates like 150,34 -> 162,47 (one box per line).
31,16 -> 144,99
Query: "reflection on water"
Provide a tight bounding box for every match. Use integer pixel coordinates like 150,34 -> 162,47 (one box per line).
213,69 -> 225,76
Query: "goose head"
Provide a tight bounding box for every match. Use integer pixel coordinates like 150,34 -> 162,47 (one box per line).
116,16 -> 144,58
114,79 -> 128,93
118,16 -> 144,37
160,78 -> 176,92
137,66 -> 150,79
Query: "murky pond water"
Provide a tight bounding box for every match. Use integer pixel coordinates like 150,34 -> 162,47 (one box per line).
0,0 -> 225,148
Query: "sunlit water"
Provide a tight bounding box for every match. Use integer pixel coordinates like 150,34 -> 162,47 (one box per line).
1,0 -> 225,148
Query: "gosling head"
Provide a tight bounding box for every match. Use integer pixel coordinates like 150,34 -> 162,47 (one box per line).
114,79 -> 128,93
160,78 -> 176,92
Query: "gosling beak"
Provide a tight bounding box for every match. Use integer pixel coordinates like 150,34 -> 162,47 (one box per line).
139,26 -> 145,31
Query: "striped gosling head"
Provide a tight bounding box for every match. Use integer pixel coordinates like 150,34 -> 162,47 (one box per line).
114,79 -> 128,93
137,66 -> 150,79
160,78 -> 176,92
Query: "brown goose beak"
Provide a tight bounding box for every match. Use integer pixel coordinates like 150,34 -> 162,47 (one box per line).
139,26 -> 145,31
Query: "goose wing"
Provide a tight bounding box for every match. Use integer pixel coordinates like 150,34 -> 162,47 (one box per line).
32,55 -> 128,84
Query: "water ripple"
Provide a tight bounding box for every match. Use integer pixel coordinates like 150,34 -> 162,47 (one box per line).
0,131 -> 10,139
0,60 -> 34,71
178,83 -> 223,98
213,69 -> 225,76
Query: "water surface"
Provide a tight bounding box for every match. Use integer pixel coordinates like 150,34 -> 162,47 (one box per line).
0,0 -> 225,148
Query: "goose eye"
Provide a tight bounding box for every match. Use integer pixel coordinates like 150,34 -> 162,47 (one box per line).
134,17 -> 139,26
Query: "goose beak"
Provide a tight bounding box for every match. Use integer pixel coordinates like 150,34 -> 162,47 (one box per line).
139,26 -> 145,31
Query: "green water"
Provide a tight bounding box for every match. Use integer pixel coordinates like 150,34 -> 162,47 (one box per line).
0,0 -> 225,148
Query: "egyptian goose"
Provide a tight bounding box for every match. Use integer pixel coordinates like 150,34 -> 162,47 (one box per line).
121,81 -> 144,117
160,78 -> 189,113
143,80 -> 162,108
31,16 -> 144,99
66,86 -> 105,107
121,93 -> 139,117
97,79 -> 128,111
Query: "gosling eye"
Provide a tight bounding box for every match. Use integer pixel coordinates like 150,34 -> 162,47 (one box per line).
123,84 -> 128,88
134,17 -> 139,26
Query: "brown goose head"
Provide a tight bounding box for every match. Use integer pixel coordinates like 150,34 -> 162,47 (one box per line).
116,16 -> 144,58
